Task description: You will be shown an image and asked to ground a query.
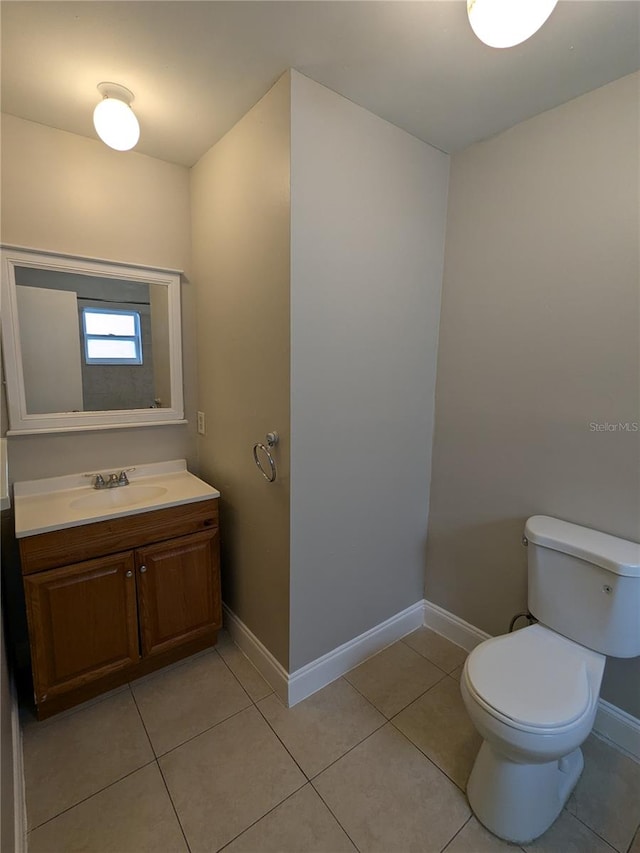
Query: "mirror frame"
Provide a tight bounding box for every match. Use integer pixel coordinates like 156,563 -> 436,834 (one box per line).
1,246 -> 185,434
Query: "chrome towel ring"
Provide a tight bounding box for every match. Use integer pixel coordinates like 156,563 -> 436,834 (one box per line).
253,431 -> 279,482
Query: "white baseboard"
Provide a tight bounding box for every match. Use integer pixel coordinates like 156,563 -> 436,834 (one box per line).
287,601 -> 424,706
593,699 -> 640,762
222,604 -> 289,705
11,677 -> 26,853
223,600 -> 423,707
223,598 -> 639,760
422,599 -> 491,652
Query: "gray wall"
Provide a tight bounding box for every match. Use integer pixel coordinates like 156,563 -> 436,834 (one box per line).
1,114 -> 197,481
426,72 -> 640,716
289,72 -> 449,670
191,74 -> 292,668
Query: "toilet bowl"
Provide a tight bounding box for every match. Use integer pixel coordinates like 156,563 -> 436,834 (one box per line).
460,515 -> 640,845
460,624 -> 605,843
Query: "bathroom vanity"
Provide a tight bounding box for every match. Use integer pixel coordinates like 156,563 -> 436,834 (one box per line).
14,461 -> 221,719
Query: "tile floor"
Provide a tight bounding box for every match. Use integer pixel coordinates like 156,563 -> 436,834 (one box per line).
21,627 -> 640,853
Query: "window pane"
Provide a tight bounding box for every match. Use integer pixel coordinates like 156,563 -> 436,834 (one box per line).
87,339 -> 138,360
84,311 -> 136,336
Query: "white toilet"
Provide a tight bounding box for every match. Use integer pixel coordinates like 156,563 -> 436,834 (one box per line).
460,515 -> 640,844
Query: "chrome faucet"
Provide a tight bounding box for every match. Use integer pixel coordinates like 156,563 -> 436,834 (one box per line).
85,468 -> 135,489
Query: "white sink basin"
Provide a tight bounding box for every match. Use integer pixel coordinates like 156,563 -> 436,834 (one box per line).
69,484 -> 169,511
13,460 -> 221,538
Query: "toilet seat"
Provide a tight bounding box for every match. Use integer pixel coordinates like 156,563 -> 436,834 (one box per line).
464,624 -> 603,733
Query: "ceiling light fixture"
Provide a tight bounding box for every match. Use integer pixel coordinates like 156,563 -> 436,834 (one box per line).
93,82 -> 140,151
467,0 -> 558,49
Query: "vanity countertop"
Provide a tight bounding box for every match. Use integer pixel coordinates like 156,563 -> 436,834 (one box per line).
13,459 -> 220,538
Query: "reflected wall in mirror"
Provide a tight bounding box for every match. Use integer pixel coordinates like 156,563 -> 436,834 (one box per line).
1,247 -> 184,434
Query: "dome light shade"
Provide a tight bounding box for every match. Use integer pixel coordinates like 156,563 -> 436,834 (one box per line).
93,83 -> 140,151
467,0 -> 558,48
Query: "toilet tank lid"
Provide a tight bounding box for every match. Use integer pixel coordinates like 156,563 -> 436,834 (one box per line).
525,516 -> 640,577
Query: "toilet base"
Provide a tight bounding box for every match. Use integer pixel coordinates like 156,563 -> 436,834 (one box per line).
466,741 -> 584,844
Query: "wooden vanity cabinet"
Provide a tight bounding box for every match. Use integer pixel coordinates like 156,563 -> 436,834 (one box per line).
136,529 -> 220,657
23,552 -> 140,704
20,499 -> 221,719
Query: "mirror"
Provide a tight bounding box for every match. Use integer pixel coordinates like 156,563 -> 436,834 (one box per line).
1,247 -> 184,434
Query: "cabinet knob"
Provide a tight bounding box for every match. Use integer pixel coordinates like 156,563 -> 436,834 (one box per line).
125,570 -> 133,578
140,565 -> 147,573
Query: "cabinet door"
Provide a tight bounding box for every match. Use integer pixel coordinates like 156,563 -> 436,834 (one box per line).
136,529 -> 221,657
23,552 -> 140,705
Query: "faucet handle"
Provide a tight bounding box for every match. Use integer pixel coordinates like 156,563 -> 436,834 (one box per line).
118,470 -> 130,485
83,472 -> 106,488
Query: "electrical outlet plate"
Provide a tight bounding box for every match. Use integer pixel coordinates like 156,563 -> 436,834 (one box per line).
197,411 -> 206,435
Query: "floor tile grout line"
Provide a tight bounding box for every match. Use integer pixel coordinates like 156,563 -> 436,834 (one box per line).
127,640 -> 273,761
393,720 -> 467,794
252,697 -> 315,781
626,826 -> 640,853
308,777 -> 363,852
215,779 -> 310,852
344,665 -> 450,722
133,639 -> 306,852
222,633 -> 415,772
129,687 -> 193,853
395,669 -> 451,713
153,700 -> 255,760
25,685 -> 154,832
215,638 -> 276,703
214,642 -> 270,706
386,713 -> 468,795
156,760 -> 194,853
216,631 -> 318,848
339,673 -> 389,715
398,635 -> 467,675
206,640 -> 315,852
127,680 -> 156,756
568,808 -> 626,853
338,636 -> 453,693
222,654 -> 392,804
131,639 -> 255,759
306,717 -> 389,783
248,673 -> 392,783
256,653 -> 482,851
380,640 -> 453,679
439,814 -> 473,853
27,758 -> 158,833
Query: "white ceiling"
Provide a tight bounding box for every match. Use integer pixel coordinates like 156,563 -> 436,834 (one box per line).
1,1 -> 638,167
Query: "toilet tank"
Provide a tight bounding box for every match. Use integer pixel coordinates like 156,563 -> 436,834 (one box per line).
525,516 -> 640,658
